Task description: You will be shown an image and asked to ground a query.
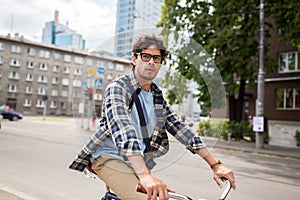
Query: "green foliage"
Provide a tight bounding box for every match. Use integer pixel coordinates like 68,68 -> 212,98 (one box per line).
295,130 -> 300,146
160,69 -> 189,106
267,0 -> 300,48
210,119 -> 229,139
198,119 -> 268,143
159,0 -> 298,121
198,119 -> 211,136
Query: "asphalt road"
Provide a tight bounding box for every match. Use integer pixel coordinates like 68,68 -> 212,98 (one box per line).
0,117 -> 299,200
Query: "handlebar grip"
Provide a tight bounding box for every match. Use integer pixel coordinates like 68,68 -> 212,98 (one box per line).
219,178 -> 232,200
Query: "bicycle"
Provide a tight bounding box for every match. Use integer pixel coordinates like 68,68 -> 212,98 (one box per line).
136,177 -> 232,200
84,164 -> 232,200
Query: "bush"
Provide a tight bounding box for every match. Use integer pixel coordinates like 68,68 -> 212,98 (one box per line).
198,120 -> 211,136
210,119 -> 228,139
197,119 -> 269,143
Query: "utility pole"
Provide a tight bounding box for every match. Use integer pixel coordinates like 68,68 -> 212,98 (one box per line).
255,0 -> 265,148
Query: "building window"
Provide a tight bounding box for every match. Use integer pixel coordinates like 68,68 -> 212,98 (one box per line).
276,88 -> 300,110
38,75 -> 47,83
27,61 -> 35,69
61,90 -> 68,97
107,63 -> 114,69
11,45 -> 21,53
36,99 -> 45,108
74,68 -> 82,75
63,66 -> 70,74
8,71 -> 20,79
39,50 -> 50,59
50,101 -> 57,108
9,58 -> 21,67
54,53 -> 61,60
64,54 -> 71,62
8,84 -> 17,92
94,93 -> 103,100
73,79 -> 82,87
39,63 -> 48,71
0,42 -> 5,50
107,73 -> 113,80
75,56 -> 83,64
86,58 -> 93,66
60,102 -> 66,109
25,86 -> 33,94
52,77 -> 59,84
24,99 -> 32,107
26,73 -> 34,81
37,87 -> 48,95
53,65 -> 59,72
0,56 -> 3,64
116,64 -> 124,71
28,48 -> 36,56
73,91 -> 81,98
96,60 -> 104,67
51,89 -> 58,96
279,52 -> 299,73
62,78 -> 69,86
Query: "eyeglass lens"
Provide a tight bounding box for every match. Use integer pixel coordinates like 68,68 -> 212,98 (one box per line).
139,53 -> 162,63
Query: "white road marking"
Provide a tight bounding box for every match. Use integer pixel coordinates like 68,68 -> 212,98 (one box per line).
0,186 -> 40,200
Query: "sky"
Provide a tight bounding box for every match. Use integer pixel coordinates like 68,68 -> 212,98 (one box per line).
0,0 -> 117,51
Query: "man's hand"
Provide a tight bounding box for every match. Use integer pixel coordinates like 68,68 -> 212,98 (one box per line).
128,155 -> 173,199
212,164 -> 236,190
194,148 -> 236,190
138,173 -> 170,200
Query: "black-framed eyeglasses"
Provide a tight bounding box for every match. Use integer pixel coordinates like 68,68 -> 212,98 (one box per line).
135,53 -> 164,64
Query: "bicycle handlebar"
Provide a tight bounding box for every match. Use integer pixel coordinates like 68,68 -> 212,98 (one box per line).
136,178 -> 232,200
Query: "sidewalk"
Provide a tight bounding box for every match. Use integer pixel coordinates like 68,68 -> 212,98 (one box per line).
203,136 -> 300,160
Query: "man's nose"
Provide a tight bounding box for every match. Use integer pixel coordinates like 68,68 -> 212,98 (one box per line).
148,57 -> 155,64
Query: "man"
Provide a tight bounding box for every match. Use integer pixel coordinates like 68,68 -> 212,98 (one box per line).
69,34 -> 236,200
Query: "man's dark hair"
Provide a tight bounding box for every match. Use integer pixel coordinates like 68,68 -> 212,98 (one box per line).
132,34 -> 168,59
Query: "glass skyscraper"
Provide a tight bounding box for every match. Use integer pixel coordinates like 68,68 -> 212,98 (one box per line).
114,0 -> 163,60
42,10 -> 85,50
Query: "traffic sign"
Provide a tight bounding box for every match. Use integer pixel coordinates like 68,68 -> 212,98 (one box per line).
97,67 -> 105,74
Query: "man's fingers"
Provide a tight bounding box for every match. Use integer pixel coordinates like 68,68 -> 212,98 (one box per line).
214,176 -> 223,188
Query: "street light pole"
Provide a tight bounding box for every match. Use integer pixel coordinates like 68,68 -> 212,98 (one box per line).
255,0 -> 265,148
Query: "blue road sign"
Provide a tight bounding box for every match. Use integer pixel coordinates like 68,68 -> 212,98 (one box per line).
97,67 -> 105,74
82,81 -> 87,89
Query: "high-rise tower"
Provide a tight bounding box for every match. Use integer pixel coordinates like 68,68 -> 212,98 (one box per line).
114,0 -> 163,60
42,10 -> 85,50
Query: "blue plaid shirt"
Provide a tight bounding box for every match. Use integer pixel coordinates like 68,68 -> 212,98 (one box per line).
69,71 -> 206,172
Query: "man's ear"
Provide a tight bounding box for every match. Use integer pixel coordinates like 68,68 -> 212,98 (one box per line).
131,54 -> 137,66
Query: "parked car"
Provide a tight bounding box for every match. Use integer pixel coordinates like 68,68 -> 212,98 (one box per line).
0,111 -> 23,121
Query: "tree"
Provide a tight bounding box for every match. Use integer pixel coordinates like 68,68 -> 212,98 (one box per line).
160,67 -> 189,114
267,0 -> 300,48
158,0 -> 278,133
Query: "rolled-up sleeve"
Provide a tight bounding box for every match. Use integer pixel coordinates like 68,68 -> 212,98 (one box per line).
104,82 -> 144,157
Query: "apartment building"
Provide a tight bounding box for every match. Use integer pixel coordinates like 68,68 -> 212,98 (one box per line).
0,33 -> 131,117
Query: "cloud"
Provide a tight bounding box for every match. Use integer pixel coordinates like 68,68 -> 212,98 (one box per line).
0,0 -> 116,50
